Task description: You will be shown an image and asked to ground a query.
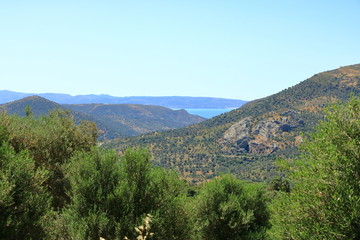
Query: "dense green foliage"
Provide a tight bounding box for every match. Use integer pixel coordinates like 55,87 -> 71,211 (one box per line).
193,175 -> 270,240
117,148 -> 192,240
59,148 -> 121,239
0,109 -> 98,209
45,147 -> 194,240
267,176 -> 290,193
0,142 -> 50,239
270,97 -> 360,239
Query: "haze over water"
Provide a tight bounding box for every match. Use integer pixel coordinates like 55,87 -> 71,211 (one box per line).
185,108 -> 234,119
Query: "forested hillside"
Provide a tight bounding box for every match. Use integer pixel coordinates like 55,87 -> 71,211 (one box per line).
106,64 -> 360,182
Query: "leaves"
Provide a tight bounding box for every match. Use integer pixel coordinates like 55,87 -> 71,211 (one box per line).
270,97 -> 360,239
193,175 -> 270,240
0,142 -> 50,239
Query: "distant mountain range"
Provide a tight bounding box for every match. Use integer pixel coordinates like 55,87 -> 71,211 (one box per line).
105,63 -> 360,183
0,96 -> 205,139
0,91 -> 247,109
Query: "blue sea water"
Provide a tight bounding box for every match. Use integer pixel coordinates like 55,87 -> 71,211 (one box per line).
185,108 -> 235,119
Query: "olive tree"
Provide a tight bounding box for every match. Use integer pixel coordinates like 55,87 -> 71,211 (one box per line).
0,142 -> 50,239
270,97 -> 360,239
193,175 -> 270,240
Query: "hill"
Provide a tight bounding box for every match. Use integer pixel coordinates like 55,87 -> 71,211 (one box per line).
63,103 -> 205,138
0,95 -> 61,116
0,96 -> 206,139
0,96 -> 114,136
0,90 -> 247,109
105,63 -> 360,183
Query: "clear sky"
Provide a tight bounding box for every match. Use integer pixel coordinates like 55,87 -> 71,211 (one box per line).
1,1 -> 359,101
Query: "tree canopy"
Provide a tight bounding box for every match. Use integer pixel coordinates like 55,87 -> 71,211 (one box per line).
270,97 -> 360,239
193,175 -> 270,240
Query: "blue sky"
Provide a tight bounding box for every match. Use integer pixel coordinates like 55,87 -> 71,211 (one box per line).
1,1 -> 359,101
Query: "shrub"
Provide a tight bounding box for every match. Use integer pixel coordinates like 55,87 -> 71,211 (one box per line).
193,175 -> 270,240
0,142 -> 50,239
270,97 -> 360,239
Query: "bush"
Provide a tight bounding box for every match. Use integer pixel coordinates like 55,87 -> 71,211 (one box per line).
267,176 -> 290,192
193,175 -> 270,240
0,110 -> 98,209
0,142 -> 50,239
270,97 -> 360,239
56,148 -> 192,240
116,148 -> 192,240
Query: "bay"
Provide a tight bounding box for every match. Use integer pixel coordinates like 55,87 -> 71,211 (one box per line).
185,108 -> 235,119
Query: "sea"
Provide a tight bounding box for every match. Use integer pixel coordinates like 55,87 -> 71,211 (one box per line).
184,108 -> 235,119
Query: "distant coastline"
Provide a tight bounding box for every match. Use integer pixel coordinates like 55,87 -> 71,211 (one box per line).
184,108 -> 235,119
0,90 -> 247,110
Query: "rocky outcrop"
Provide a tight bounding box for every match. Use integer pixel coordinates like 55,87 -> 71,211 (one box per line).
223,117 -> 252,152
221,110 -> 304,155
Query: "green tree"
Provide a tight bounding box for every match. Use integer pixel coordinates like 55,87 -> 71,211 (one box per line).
193,175 -> 270,240
0,142 -> 50,239
57,147 -> 121,240
25,105 -> 33,117
0,109 -> 98,209
267,176 -> 290,193
54,147 -> 191,240
270,97 -> 360,239
116,148 -> 192,240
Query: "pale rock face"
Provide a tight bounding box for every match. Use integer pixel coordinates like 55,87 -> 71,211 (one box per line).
222,117 -> 253,152
252,121 -> 281,140
221,110 -> 304,155
223,117 -> 252,141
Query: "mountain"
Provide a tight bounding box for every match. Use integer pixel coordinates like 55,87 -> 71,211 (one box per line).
0,90 -> 247,109
0,96 -> 206,139
0,95 -> 62,116
0,96 -> 115,136
105,63 -> 360,183
62,103 -> 205,138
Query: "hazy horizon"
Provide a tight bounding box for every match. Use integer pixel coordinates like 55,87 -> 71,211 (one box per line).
1,89 -> 247,101
1,1 -> 359,100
